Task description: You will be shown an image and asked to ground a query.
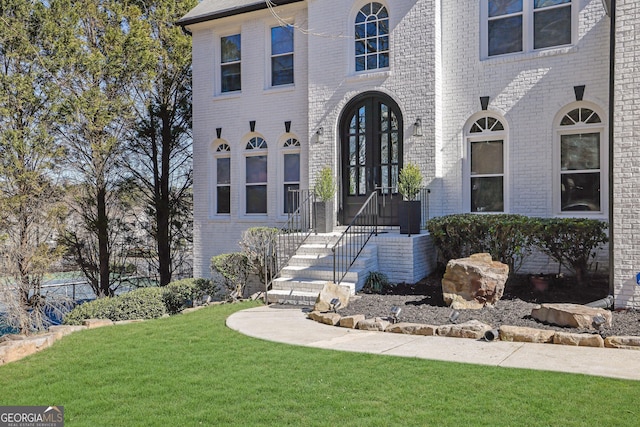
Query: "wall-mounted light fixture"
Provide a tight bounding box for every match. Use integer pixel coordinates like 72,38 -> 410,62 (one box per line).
574,85 -> 585,101
480,96 -> 490,111
249,120 -> 256,132
601,0 -> 611,16
413,118 -> 422,137
284,121 -> 292,133
216,128 -> 222,139
315,127 -> 324,143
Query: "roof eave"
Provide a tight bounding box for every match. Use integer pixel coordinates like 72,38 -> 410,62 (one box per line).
177,0 -> 304,28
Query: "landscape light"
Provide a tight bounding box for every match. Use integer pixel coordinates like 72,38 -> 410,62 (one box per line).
592,314 -> 606,328
330,298 -> 341,313
390,306 -> 402,323
449,310 -> 460,324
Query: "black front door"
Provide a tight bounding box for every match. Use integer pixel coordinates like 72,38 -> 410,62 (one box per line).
340,92 -> 403,225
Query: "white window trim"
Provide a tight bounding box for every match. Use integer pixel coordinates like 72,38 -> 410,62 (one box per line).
242,135 -> 269,216
553,102 -> 608,218
463,112 -> 510,213
215,28 -> 242,96
346,1 -> 391,77
480,0 -> 577,60
210,140 -> 231,218
278,136 -> 301,218
265,22 -> 295,90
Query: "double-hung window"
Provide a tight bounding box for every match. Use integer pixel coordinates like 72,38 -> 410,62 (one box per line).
557,107 -> 604,213
221,34 -> 241,92
467,116 -> 506,212
215,143 -> 231,214
282,138 -> 300,214
271,25 -> 294,86
484,0 -> 572,58
245,137 -> 268,214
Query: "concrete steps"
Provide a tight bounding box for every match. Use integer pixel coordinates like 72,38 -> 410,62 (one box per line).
267,230 -> 378,306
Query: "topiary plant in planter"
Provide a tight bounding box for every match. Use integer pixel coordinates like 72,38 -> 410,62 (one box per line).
314,167 -> 336,233
398,163 -> 423,235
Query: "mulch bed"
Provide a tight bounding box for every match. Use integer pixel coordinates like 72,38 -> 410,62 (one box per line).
338,273 -> 640,338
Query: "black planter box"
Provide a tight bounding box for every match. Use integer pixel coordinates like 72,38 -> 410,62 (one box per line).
399,200 -> 421,235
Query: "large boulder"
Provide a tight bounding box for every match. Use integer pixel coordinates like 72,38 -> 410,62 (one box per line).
313,282 -> 350,312
531,303 -> 613,330
441,253 -> 509,309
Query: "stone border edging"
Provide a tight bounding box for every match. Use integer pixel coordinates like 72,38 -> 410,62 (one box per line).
307,311 -> 640,350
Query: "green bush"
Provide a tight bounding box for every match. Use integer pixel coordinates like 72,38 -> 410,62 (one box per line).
426,214 -> 535,273
314,167 -> 336,202
63,287 -> 166,325
427,214 -> 608,283
531,218 -> 608,285
162,278 -> 215,314
211,253 -> 250,296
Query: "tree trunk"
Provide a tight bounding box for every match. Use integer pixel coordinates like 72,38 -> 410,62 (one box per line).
96,185 -> 112,297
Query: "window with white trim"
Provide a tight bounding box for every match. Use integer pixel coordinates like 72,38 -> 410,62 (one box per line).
355,2 -> 389,72
557,107 -> 604,213
245,137 -> 268,214
271,25 -> 294,86
467,116 -> 506,212
282,138 -> 301,214
482,0 -> 573,58
215,143 -> 231,214
221,34 -> 241,92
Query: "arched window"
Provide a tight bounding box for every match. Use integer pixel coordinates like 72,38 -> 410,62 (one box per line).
282,138 -> 301,214
355,2 -> 389,72
556,106 -> 605,213
245,137 -> 268,214
214,143 -> 231,215
466,115 -> 506,212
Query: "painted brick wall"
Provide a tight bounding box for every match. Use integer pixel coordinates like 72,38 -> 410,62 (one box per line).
189,4 -> 309,277
613,0 -> 640,308
438,0 -> 610,219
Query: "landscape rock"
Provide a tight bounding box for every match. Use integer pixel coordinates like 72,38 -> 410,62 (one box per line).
385,322 -> 437,336
604,336 -> 640,350
357,317 -> 390,332
339,315 -> 365,329
48,325 -> 87,340
531,303 -> 613,330
499,325 -> 555,343
437,320 -> 493,339
313,282 -> 350,312
307,311 -> 341,326
553,332 -> 604,347
441,253 -> 509,309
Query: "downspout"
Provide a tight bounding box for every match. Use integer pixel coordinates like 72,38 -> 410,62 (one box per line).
608,0 -> 615,299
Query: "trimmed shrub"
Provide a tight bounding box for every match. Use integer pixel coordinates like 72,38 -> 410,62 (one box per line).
426,214 -> 534,273
211,253 -> 250,296
531,218 -> 608,285
63,287 -> 166,325
162,278 -> 215,314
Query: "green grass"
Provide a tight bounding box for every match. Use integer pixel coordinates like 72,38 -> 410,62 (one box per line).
1,302 -> 639,426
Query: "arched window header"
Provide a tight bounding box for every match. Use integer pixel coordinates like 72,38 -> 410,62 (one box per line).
560,108 -> 601,126
283,138 -> 300,148
246,137 -> 267,150
470,116 -> 505,133
216,143 -> 230,152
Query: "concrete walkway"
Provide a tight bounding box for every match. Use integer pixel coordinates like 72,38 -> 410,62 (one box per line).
227,305 -> 640,381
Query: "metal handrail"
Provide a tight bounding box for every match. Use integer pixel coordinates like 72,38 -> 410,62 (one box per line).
331,191 -> 379,285
264,189 -> 314,298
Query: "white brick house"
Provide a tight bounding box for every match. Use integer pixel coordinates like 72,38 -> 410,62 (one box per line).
179,1 -> 640,308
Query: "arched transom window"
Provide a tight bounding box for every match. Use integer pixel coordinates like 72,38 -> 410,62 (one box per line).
355,2 -> 389,72
467,115 -> 506,212
558,107 -> 604,213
